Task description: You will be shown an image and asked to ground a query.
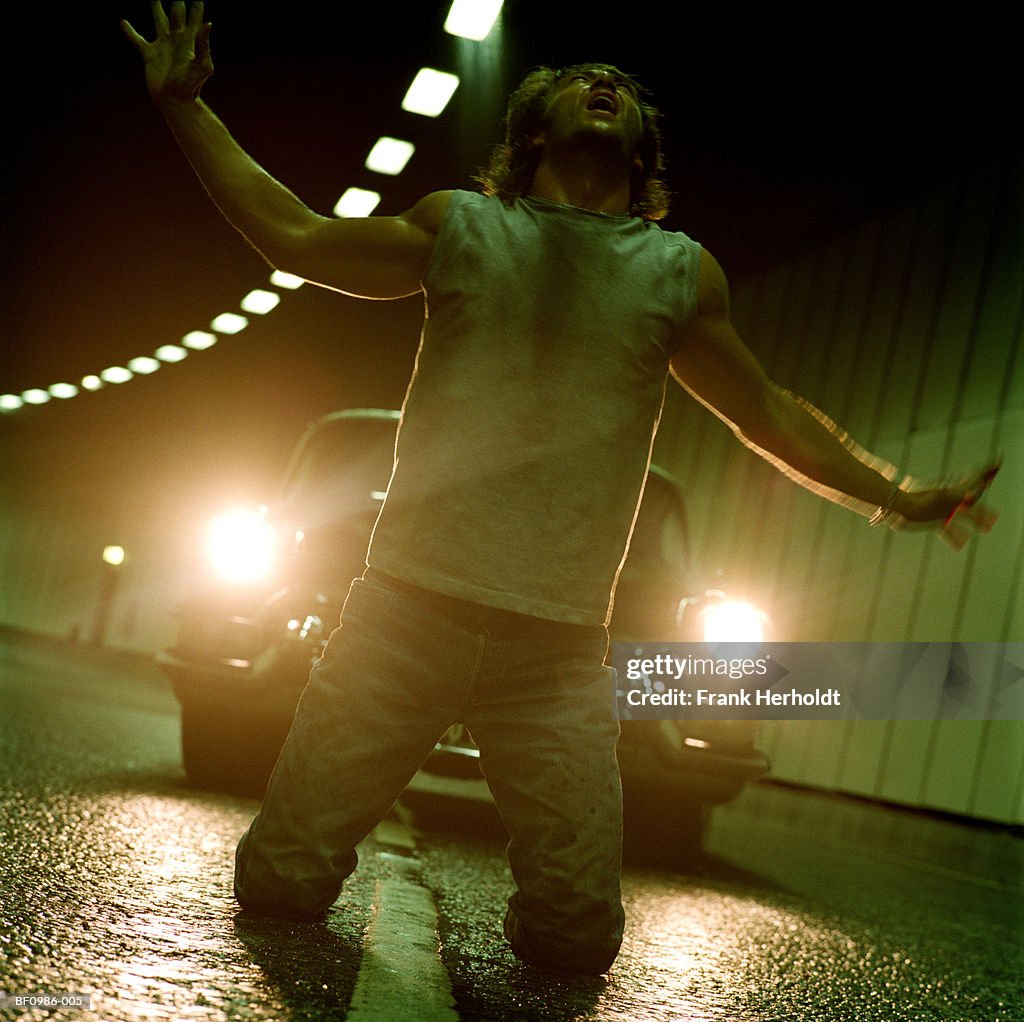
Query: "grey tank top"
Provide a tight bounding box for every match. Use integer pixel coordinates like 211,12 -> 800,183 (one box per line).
367,190 -> 701,625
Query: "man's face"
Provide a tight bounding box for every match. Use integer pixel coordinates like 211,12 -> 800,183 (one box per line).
537,66 -> 646,163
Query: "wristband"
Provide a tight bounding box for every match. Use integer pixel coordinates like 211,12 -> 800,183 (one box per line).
869,480 -> 901,527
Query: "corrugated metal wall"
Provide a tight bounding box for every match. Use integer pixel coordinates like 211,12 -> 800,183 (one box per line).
655,137 -> 1024,824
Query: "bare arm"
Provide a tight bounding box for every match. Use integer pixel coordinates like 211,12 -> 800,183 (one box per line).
670,249 -> 999,547
121,2 -> 446,298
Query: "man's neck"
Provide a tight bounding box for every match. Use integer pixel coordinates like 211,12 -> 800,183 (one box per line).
528,152 -> 632,216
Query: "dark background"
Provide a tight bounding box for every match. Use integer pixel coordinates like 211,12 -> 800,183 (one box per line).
4,3 -> 1013,519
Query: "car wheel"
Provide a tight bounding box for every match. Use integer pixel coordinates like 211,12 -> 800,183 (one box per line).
621,784 -> 710,868
179,701 -> 280,797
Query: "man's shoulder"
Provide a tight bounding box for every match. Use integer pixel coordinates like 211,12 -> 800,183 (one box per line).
645,218 -> 700,250
403,190 -> 459,236
638,221 -> 703,286
404,189 -> 509,235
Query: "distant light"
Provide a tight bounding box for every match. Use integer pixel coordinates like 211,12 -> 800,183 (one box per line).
365,137 -> 415,176
81,375 -> 104,391
183,330 -> 218,351
211,312 -> 249,335
334,187 -> 382,218
270,270 -> 305,290
155,344 -> 188,363
100,366 -> 133,384
22,389 -> 51,405
241,289 -> 281,315
444,0 -> 503,40
0,394 -> 24,411
49,382 -> 79,399
128,356 -> 161,375
103,545 -> 126,567
402,68 -> 460,117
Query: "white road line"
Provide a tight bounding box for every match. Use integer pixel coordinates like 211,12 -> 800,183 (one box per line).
346,824 -> 459,1021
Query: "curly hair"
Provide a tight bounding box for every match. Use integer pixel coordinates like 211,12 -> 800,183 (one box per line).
474,64 -> 670,221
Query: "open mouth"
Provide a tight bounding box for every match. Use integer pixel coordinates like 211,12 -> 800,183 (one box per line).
587,91 -> 618,114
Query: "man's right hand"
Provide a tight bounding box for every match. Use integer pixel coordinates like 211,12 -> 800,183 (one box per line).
122,1 -> 214,107
119,2 -> 446,299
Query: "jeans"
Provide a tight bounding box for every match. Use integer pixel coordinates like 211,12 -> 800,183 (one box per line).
234,572 -> 625,975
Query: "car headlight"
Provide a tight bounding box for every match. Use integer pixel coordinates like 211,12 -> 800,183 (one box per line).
205,506 -> 278,584
678,589 -> 770,643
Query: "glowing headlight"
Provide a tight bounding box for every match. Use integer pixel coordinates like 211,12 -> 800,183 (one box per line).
206,507 -> 277,584
701,598 -> 767,643
677,589 -> 770,644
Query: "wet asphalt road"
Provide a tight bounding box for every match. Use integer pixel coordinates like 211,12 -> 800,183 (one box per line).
1,631 -> 1021,1021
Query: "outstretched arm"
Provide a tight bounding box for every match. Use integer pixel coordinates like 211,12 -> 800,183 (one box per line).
122,2 -> 446,298
670,249 -> 999,548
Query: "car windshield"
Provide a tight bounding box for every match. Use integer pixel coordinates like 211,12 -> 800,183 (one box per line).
279,414 -> 398,528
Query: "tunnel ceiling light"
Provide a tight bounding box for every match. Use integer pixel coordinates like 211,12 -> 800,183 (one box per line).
155,344 -> 188,363
444,0 -> 503,40
183,330 -> 218,351
1,394 -> 25,411
270,270 -> 305,290
211,312 -> 249,335
100,366 -> 133,385
241,289 -> 281,315
365,137 -> 415,176
22,388 -> 51,405
128,356 -> 161,375
334,187 -> 382,218
81,375 -> 103,391
49,382 -> 79,399
402,68 -> 460,117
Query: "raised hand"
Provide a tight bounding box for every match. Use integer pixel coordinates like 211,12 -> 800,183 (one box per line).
121,1 -> 214,106
896,462 -> 1001,550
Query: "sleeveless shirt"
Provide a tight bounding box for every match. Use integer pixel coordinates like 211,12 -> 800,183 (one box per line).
366,190 -> 702,625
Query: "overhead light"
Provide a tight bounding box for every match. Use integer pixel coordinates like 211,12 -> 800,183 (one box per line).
402,68 -> 460,117
155,344 -> 188,363
334,187 -> 382,218
21,388 -> 51,405
81,375 -> 104,391
270,270 -> 305,290
444,0 -> 502,40
100,366 -> 133,385
128,356 -> 161,375
183,330 -> 218,350
241,289 -> 281,315
49,382 -> 79,399
0,394 -> 25,411
210,312 -> 249,335
365,137 -> 415,176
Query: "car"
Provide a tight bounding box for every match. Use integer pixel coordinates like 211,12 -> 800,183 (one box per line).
157,408 -> 770,856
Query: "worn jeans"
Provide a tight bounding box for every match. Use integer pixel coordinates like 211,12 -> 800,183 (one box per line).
234,572 -> 625,974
